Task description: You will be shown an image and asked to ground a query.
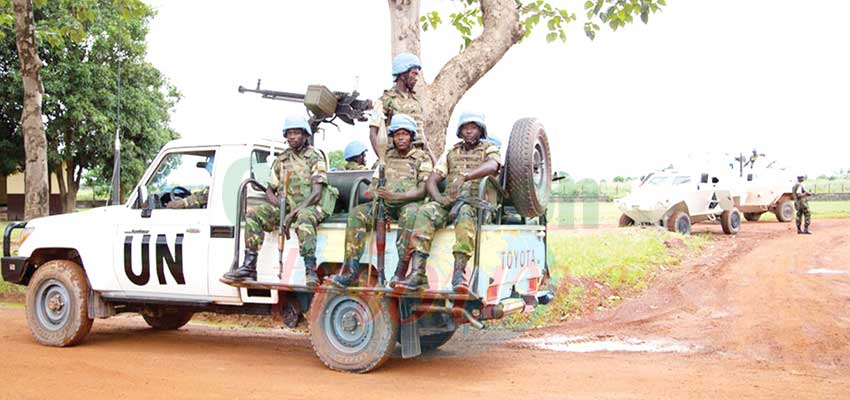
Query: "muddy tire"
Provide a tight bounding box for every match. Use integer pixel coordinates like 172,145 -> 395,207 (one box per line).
420,329 -> 456,352
308,290 -> 398,373
618,213 -> 635,227
25,260 -> 93,347
142,307 -> 194,330
720,208 -> 742,235
666,211 -> 691,234
505,118 -> 552,218
743,212 -> 763,222
774,199 -> 795,222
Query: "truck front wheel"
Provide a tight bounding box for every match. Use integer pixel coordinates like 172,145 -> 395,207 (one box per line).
774,200 -> 795,222
308,290 -> 398,373
666,211 -> 691,234
720,208 -> 742,235
25,260 -> 93,347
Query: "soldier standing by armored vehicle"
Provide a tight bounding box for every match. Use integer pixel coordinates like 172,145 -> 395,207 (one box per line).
341,141 -> 369,171
397,112 -> 500,293
369,52 -> 435,164
792,175 -> 812,234
329,114 -> 432,288
223,116 -> 330,285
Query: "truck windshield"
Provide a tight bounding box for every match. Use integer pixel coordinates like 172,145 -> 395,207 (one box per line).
140,151 -> 215,208
647,176 -> 691,186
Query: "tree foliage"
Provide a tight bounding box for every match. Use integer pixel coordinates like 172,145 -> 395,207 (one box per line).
0,0 -> 179,207
421,0 -> 666,49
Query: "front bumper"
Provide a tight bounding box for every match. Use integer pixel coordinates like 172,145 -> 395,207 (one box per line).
1,256 -> 28,284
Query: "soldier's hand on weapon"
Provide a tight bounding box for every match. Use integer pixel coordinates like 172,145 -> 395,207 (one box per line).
166,199 -> 185,209
265,188 -> 280,207
447,176 -> 465,201
434,193 -> 453,207
376,187 -> 401,202
283,210 -> 297,232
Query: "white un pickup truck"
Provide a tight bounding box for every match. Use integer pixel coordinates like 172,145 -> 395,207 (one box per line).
2,118 -> 555,373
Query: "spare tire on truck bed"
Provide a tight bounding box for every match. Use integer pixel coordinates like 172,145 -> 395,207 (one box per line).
505,118 -> 552,218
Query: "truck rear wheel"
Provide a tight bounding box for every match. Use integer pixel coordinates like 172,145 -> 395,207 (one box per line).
743,212 -> 763,222
25,260 -> 93,347
505,118 -> 552,218
721,208 -> 742,235
618,213 -> 635,227
774,199 -> 794,222
308,290 -> 398,373
666,211 -> 691,234
420,329 -> 456,352
142,307 -> 194,330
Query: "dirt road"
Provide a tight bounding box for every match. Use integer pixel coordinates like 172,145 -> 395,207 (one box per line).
2,220 -> 850,400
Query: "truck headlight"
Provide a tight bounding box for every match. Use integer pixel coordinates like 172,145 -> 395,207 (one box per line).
19,227 -> 34,247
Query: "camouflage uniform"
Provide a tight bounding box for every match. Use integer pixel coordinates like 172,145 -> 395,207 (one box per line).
245,146 -> 329,258
344,148 -> 432,261
371,87 -> 427,151
792,182 -> 811,231
181,188 -> 209,208
408,141 -> 501,258
341,161 -> 368,171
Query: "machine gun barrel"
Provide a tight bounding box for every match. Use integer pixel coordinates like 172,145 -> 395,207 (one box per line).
238,85 -> 306,104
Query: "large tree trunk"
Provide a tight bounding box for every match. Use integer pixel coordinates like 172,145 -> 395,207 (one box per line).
387,0 -> 523,158
13,0 -> 49,220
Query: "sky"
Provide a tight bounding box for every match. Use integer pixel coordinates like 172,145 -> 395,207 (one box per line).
144,0 -> 850,180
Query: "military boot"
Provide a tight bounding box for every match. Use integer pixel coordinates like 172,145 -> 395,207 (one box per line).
796,222 -> 803,234
396,251 -> 429,292
329,259 -> 362,288
803,226 -> 813,235
451,253 -> 470,293
304,256 -> 320,287
389,253 -> 411,288
222,250 -> 257,281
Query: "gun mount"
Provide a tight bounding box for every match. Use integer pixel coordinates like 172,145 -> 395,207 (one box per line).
238,80 -> 372,133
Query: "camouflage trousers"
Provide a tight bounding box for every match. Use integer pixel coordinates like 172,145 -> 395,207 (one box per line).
795,201 -> 811,229
344,201 -> 420,261
409,200 -> 488,258
245,204 -> 325,257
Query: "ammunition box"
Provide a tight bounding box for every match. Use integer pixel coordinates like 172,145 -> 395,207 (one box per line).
305,85 -> 337,119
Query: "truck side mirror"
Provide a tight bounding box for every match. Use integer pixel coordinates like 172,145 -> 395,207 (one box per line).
142,194 -> 159,218
700,174 -> 709,184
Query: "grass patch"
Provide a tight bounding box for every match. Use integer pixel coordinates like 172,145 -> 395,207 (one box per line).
810,201 -> 850,219
500,228 -> 711,330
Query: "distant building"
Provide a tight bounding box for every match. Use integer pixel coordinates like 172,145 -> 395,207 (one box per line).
2,163 -> 67,220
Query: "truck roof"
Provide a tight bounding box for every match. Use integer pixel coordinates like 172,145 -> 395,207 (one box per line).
163,137 -> 287,150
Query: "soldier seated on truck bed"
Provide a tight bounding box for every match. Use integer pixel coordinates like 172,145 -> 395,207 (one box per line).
329,114 -> 432,288
223,115 -> 331,286
166,154 -> 215,209
341,141 -> 369,171
397,112 -> 501,293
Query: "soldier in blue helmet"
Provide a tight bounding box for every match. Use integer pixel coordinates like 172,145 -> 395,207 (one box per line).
370,52 -> 435,163
223,115 -> 330,285
330,114 -> 432,288
397,112 -> 501,293
341,141 -> 369,171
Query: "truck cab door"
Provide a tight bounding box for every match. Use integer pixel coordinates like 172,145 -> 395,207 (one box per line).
115,150 -> 215,300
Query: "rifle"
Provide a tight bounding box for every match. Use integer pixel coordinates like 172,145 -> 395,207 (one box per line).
277,170 -> 291,280
239,80 -> 372,134
449,196 -> 497,222
373,111 -> 389,286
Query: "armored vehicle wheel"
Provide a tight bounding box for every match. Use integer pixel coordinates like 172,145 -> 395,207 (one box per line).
420,329 -> 456,352
308,290 -> 398,373
142,307 -> 194,330
618,214 -> 635,227
505,118 -> 552,218
666,211 -> 691,234
774,199 -> 795,222
743,212 -> 763,222
25,260 -> 93,347
720,208 -> 742,235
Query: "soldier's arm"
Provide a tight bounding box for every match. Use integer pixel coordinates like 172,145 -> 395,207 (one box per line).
427,171 -> 448,205
462,159 -> 500,182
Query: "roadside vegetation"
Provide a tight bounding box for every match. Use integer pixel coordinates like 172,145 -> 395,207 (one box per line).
501,229 -> 711,330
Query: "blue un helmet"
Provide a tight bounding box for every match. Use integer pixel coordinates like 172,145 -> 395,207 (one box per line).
343,141 -> 368,161
388,114 -> 418,139
456,112 -> 487,139
392,52 -> 422,78
281,115 -> 313,137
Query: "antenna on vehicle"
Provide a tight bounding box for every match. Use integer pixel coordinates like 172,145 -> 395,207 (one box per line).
109,0 -> 123,205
